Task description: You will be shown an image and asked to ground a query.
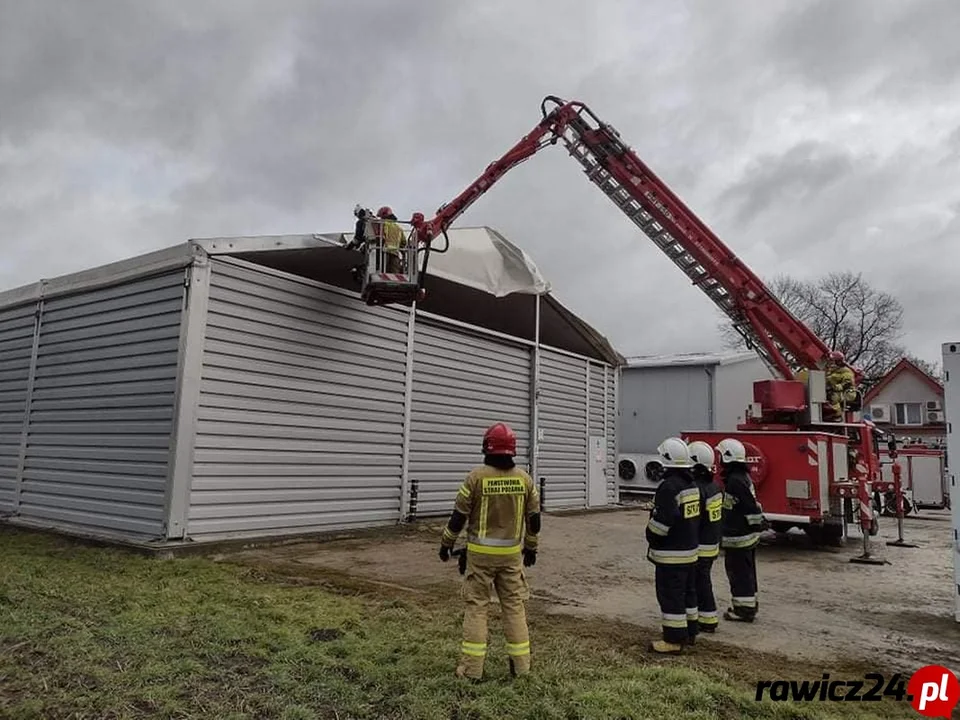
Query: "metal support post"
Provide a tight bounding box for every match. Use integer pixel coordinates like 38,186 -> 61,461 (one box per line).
849,481 -> 889,565
398,303 -> 416,522
887,460 -> 918,548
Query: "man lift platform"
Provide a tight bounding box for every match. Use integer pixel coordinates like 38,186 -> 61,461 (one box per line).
347,204 -> 447,307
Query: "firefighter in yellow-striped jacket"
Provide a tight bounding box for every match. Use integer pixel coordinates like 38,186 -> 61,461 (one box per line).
716,438 -> 765,622
645,437 -> 700,654
687,440 -> 723,635
439,422 -> 540,680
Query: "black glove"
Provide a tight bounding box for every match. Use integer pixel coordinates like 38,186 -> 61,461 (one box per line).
439,545 -> 450,562
457,550 -> 467,575
522,548 -> 537,567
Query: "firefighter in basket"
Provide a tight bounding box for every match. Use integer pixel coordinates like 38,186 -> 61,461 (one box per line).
438,422 -> 541,680
374,206 -> 408,274
825,350 -> 857,419
645,437 -> 700,655
716,438 -> 764,622
687,440 -> 723,635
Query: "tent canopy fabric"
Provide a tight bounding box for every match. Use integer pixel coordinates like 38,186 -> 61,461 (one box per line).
328,225 -> 551,298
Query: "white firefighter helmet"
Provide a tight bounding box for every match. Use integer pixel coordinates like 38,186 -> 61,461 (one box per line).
688,440 -> 716,470
656,437 -> 693,468
715,438 -> 747,464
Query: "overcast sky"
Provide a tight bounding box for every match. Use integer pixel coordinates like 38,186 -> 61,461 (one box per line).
1,0 -> 957,365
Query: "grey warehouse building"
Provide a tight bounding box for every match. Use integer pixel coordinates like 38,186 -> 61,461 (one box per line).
0,228 -> 623,546
617,351 -> 773,491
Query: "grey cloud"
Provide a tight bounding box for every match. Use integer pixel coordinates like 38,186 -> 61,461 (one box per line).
765,0 -> 960,97
716,141 -> 856,227
0,1 -> 957,366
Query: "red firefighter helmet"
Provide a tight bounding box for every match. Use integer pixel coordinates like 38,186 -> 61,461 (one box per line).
377,206 -> 394,219
482,422 -> 516,456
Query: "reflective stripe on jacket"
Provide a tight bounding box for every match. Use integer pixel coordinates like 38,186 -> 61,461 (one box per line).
720,467 -> 763,550
452,465 -> 540,555
697,481 -> 723,558
645,469 -> 699,565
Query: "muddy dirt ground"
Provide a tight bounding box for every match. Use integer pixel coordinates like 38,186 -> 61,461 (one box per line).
222,506 -> 959,676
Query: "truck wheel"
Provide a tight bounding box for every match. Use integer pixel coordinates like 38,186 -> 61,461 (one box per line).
822,524 -> 844,547
803,525 -> 824,546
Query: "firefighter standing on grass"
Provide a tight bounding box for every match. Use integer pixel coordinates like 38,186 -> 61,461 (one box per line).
438,422 -> 540,680
716,438 -> 765,622
687,440 -> 723,635
645,437 -> 700,655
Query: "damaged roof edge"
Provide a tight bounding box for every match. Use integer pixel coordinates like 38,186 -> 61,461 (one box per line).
543,294 -> 625,366
0,230 -> 623,366
623,350 -> 758,368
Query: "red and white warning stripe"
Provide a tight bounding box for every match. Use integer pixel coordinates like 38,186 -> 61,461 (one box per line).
374,273 -> 409,282
807,439 -> 818,466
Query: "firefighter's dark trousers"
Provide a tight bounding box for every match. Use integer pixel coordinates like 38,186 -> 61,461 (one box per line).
724,546 -> 758,619
695,555 -> 718,631
458,550 -> 531,679
654,563 -> 697,645
684,563 -> 698,641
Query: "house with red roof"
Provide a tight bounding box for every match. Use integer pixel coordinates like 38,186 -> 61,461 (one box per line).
862,358 -> 946,446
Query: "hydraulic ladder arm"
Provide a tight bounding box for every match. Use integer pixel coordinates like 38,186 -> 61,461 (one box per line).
409,95 -> 854,385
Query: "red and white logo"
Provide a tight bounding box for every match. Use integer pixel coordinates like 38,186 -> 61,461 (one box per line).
908,665 -> 959,717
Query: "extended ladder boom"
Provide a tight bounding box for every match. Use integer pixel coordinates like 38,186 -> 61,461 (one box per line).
410,95 -> 847,382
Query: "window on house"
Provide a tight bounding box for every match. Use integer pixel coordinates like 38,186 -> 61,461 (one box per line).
894,402 -> 923,425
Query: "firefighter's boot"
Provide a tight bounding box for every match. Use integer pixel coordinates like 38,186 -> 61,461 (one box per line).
650,639 -> 683,655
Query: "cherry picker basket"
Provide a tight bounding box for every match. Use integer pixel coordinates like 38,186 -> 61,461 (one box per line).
349,207 -> 448,307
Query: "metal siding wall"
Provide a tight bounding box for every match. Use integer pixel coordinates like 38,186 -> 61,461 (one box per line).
408,319 -> 531,516
20,273 -> 184,537
538,348 -> 588,508
0,304 -> 37,513
618,366 -> 712,454
189,260 -> 407,539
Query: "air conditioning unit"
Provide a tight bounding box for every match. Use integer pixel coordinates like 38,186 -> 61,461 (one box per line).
926,410 -> 944,423
869,404 -> 891,423
926,400 -> 942,411
617,453 -> 663,486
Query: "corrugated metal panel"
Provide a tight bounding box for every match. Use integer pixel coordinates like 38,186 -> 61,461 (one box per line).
188,260 -> 407,540
606,365 -> 618,502
408,319 -> 531,516
618,365 -> 712,454
538,348 -> 587,508
0,303 -> 37,513
19,272 -> 184,537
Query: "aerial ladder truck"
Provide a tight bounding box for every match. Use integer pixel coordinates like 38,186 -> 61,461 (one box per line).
350,95 -> 901,558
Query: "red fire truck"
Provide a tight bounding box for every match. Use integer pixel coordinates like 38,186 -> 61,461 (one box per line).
353,95 -> 895,553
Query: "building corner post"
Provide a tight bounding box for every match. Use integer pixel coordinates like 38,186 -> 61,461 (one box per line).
531,294 -> 542,484
399,302 -> 416,523
163,250 -> 212,541
12,297 -> 44,515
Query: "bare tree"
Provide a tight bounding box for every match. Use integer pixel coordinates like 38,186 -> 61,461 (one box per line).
719,271 -> 906,383
904,354 -> 942,382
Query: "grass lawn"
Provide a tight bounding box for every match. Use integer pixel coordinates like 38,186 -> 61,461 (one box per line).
0,527 -> 906,720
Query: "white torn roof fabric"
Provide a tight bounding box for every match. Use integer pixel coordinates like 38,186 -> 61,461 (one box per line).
331,225 -> 551,298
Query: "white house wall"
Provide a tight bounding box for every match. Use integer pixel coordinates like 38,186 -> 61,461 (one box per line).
868,373 -> 942,410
